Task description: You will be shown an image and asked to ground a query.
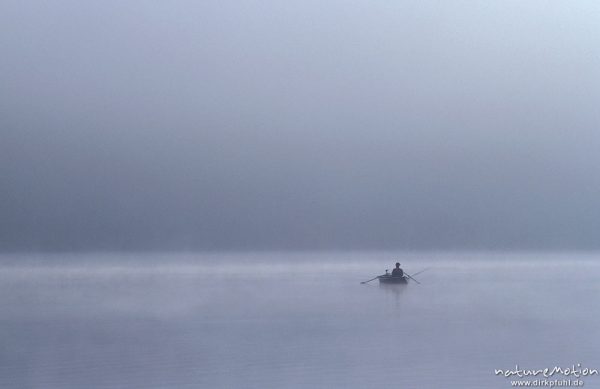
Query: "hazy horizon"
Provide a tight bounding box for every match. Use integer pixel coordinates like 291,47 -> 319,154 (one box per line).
2,251 -> 600,388
2,1 -> 600,252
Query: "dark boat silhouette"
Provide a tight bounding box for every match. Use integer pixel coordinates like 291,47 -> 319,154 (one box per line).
377,274 -> 408,284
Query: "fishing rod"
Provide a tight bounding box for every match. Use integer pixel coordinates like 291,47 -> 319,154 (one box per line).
409,268 -> 430,277
404,268 -> 431,284
404,273 -> 421,284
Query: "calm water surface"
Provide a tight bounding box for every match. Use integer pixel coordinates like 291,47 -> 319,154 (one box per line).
1,252 -> 599,388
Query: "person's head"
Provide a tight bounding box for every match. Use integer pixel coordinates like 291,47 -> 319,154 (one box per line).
395,262 -> 400,268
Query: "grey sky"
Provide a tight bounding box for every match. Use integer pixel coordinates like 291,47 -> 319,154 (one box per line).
1,1 -> 599,251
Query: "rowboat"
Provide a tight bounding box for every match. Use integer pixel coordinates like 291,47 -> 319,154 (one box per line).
377,275 -> 408,284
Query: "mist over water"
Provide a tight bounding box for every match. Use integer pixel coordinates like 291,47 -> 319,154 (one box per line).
2,2 -> 600,386
2,252 -> 599,388
2,1 -> 600,251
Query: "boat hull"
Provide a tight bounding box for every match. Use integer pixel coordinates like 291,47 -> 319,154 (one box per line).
377,275 -> 408,284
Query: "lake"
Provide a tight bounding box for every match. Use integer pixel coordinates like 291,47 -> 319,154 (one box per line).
1,252 -> 599,388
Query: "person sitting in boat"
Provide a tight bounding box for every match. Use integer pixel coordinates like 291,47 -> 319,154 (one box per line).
391,262 -> 404,277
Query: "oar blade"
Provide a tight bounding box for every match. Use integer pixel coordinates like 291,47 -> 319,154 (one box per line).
360,276 -> 379,284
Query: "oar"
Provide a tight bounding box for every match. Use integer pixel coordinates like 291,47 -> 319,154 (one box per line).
405,267 -> 430,284
405,274 -> 421,284
360,276 -> 379,284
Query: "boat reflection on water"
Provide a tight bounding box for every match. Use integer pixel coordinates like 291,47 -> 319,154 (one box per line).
377,276 -> 408,309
